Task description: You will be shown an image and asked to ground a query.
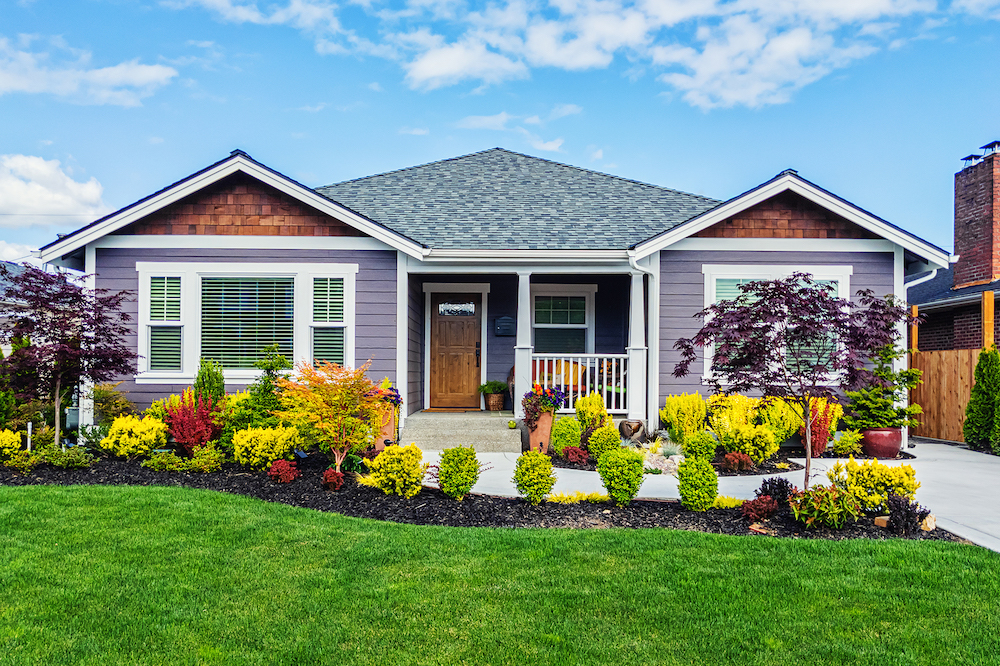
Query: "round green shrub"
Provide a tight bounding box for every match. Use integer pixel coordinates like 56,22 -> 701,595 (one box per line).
677,457 -> 718,512
728,424 -> 778,464
512,450 -> 556,505
597,447 -> 645,506
587,424 -> 622,463
682,430 -> 717,461
438,445 -> 481,501
364,444 -> 429,499
550,417 -> 582,457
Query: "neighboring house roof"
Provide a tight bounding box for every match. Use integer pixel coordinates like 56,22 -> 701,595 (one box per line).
316,148 -> 720,250
0,261 -> 27,304
907,267 -> 998,309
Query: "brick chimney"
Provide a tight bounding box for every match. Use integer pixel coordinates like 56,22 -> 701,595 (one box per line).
954,150 -> 1000,289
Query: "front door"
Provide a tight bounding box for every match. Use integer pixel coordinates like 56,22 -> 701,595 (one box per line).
430,293 -> 482,409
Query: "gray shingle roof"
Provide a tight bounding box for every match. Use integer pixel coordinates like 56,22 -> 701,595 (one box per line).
316,148 -> 720,250
906,267 -> 998,306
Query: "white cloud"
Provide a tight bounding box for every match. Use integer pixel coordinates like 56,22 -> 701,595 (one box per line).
549,103 -> 582,119
0,155 -> 110,229
368,81 -> 383,91
457,111 -> 514,130
399,126 -> 430,134
0,36 -> 178,107
404,38 -> 528,89
0,241 -> 35,262
590,148 -> 603,160
516,127 -> 564,152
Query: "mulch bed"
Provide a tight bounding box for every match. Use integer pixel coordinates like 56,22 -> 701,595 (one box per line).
0,454 -> 966,544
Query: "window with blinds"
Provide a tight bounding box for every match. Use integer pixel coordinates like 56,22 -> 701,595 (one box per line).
201,277 -> 294,368
312,277 -> 346,366
149,276 -> 182,371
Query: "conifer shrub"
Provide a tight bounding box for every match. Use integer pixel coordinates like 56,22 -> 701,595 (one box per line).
193,358 -> 226,406
827,456 -> 919,513
677,457 -> 718,511
550,417 -> 582,456
100,415 -> 168,458
233,425 -> 300,471
728,424 -> 778,464
964,347 -> 1000,452
587,424 -> 623,463
831,430 -> 864,457
597,447 -> 645,506
31,426 -> 56,451
512,450 -> 556,505
360,444 -> 428,499
438,445 -> 482,501
682,430 -> 717,461
659,393 -> 707,444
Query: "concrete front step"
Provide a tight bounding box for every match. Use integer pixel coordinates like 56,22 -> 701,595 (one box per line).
400,411 -> 523,453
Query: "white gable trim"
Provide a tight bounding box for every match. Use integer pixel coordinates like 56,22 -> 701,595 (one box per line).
38,154 -> 428,263
631,173 -> 951,270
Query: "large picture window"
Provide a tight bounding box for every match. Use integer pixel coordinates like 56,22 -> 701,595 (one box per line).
201,277 -> 295,368
531,285 -> 597,354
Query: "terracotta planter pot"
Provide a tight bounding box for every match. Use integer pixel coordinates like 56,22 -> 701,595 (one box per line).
529,411 -> 554,454
485,393 -> 505,411
861,428 -> 903,459
377,408 -> 396,452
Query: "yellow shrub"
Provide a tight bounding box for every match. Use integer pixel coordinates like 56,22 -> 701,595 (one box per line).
100,415 -> 168,458
546,491 -> 609,504
827,456 -> 920,513
575,393 -> 611,432
707,394 -> 759,446
712,495 -> 746,509
0,429 -> 22,459
757,398 -> 803,443
233,426 -> 300,471
659,393 -> 707,444
360,444 -> 428,499
729,424 -> 779,464
145,393 -> 186,422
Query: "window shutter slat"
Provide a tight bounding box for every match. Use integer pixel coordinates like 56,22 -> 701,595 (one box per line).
313,278 -> 344,323
149,326 -> 182,370
313,327 -> 345,366
201,277 -> 294,368
150,277 -> 181,321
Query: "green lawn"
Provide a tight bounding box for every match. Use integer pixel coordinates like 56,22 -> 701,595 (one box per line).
1,485 -> 998,666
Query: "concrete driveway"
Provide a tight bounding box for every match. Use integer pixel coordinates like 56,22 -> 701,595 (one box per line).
424,438 -> 1000,551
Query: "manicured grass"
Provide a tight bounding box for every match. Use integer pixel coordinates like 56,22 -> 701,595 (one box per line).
1,485 -> 998,665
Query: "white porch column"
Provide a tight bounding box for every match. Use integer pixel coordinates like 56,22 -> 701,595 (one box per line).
626,270 -> 648,421
514,271 -> 533,419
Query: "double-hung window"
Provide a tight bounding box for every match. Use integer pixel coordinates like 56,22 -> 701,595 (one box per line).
136,262 -> 357,381
530,285 -> 597,354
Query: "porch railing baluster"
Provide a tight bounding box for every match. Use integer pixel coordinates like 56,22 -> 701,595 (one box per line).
527,352 -> 629,414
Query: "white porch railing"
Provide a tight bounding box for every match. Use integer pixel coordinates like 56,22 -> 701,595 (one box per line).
530,354 -> 629,414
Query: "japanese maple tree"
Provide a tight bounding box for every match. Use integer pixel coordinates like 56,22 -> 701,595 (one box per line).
0,264 -> 137,448
673,272 -> 916,488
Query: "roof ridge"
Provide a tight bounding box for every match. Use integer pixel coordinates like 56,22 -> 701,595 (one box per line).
319,148 -> 505,188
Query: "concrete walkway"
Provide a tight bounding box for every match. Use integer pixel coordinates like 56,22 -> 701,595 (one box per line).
422,438 -> 1000,551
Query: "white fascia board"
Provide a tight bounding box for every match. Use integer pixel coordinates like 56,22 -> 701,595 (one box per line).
38,155 -> 426,263
632,174 -> 951,270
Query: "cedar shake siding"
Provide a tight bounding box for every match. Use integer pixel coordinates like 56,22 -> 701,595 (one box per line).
694,191 -> 880,240
658,250 -> 895,399
114,173 -> 368,238
95,247 -> 396,408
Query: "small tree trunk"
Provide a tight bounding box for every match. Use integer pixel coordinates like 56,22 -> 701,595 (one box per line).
803,395 -> 812,490
53,375 -> 63,452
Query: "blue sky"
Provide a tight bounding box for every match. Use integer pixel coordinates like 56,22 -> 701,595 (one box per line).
2,0 -> 999,261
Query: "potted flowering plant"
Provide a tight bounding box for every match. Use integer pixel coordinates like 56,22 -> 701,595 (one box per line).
373,379 -> 402,452
521,384 -> 565,454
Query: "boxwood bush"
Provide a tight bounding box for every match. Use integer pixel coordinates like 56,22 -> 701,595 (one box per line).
550,417 -> 581,457
512,451 -> 556,505
438,445 -> 482,501
587,424 -> 622,463
677,457 -> 718,512
597,447 -> 645,506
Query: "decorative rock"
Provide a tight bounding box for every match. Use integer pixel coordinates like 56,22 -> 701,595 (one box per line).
921,514 -> 937,532
874,516 -> 890,528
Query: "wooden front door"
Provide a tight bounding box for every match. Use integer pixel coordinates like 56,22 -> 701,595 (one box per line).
430,293 -> 482,409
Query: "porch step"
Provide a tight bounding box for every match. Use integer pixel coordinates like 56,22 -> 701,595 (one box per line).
399,411 -> 523,453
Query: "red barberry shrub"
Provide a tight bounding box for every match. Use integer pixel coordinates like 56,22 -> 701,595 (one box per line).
268,459 -> 300,484
323,467 -> 345,491
722,451 -> 754,472
563,446 -> 590,465
166,389 -> 220,456
742,494 -> 779,521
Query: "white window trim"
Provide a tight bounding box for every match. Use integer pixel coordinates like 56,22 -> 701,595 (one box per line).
530,284 -> 598,354
700,265 -> 853,383
136,261 -> 358,383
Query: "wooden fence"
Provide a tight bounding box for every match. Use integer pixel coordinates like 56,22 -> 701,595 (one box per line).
909,349 -> 980,442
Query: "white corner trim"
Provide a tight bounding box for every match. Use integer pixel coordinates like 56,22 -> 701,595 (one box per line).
39,154 -> 426,263
396,252 -> 408,427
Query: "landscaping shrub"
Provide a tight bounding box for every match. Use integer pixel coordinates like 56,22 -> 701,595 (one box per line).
575,393 -> 611,444
964,347 -> 1000,451
587,424 -> 623,463
42,445 -> 95,469
142,451 -> 188,472
677,457 -> 717,512
145,393 -> 183,423
361,444 -> 428,499
341,454 -> 367,474
0,388 -> 16,428
268,459 -> 300,484
659,393 -> 707,444
438,445 -> 482,501
550,417 -> 581,456
886,493 -> 931,537
193,358 -> 226,406
186,444 -> 224,473
512,450 -> 556,505
799,400 -> 839,457
232,425 -> 300,471
90,382 -> 136,426
707,394 -> 758,447
788,485 -> 861,529
682,430 -> 717,461
323,468 -> 345,491
597,447 -> 645,506
31,426 -> 56,451
660,440 -> 683,457
757,397 -> 802,444
712,495 -> 745,509
741,495 -> 779,521
218,347 -> 292,451
0,429 -> 21,458
100,415 -> 168,458
563,446 -> 589,465
827,456 -> 920,513
166,387 -> 219,456
722,451 -> 754,472
546,491 -> 608,504
2,450 -> 43,474
728,424 -> 778,464
756,476 -> 794,505
831,430 -> 864,457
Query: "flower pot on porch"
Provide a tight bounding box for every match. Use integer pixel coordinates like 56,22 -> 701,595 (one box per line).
485,393 -> 504,411
377,408 -> 397,452
529,411 -> 554,454
861,428 -> 903,459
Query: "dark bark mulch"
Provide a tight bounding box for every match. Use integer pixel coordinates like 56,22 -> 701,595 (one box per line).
549,447 -> 806,477
0,455 -> 967,544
